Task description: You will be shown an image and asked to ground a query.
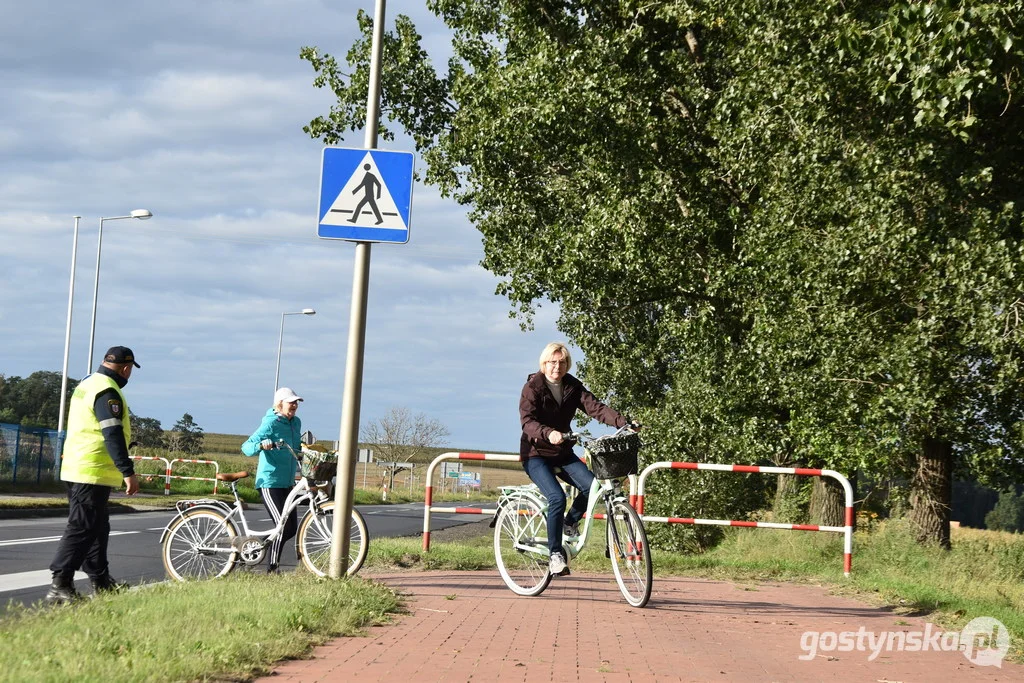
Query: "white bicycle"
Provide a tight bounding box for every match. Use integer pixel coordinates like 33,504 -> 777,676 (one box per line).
492,427 -> 653,607
159,442 -> 368,580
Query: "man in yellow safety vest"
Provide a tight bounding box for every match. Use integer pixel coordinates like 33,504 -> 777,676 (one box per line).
46,346 -> 141,604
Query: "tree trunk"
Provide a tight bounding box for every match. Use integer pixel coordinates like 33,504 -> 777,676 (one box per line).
908,436 -> 953,549
773,474 -> 804,523
809,477 -> 843,527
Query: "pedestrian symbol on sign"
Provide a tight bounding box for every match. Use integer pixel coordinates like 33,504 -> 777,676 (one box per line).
349,164 -> 384,225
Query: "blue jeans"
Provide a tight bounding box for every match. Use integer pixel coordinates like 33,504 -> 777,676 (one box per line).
522,457 -> 595,556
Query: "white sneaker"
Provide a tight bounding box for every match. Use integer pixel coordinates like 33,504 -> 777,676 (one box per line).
549,551 -> 570,576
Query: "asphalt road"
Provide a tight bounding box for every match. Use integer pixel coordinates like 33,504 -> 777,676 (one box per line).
0,502 -> 486,611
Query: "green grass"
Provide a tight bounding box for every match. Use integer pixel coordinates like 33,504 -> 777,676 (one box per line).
0,573 -> 401,683
5,484 -> 1022,678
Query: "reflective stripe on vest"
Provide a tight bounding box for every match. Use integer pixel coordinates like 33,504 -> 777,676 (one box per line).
61,373 -> 131,487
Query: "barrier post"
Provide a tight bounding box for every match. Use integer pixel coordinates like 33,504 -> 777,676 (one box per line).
167,458 -> 222,495
422,452 -> 519,550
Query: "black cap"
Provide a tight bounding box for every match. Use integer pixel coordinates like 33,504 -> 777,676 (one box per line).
104,346 -> 141,368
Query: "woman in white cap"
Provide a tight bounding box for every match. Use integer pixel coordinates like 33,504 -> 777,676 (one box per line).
241,387 -> 304,573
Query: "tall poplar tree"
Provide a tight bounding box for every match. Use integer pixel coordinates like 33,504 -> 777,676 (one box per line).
303,0 -> 1024,548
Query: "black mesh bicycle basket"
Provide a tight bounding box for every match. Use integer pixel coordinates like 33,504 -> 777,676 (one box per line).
587,433 -> 641,479
301,450 -> 338,482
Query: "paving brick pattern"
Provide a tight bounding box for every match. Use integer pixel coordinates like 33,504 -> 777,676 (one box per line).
256,571 -> 1017,682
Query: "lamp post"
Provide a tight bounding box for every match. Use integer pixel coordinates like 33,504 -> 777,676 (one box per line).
57,216 -> 82,447
275,308 -> 316,392
86,209 -> 153,372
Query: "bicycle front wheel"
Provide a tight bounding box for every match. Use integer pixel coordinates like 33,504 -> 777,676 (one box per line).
494,495 -> 552,597
607,499 -> 653,607
162,508 -> 238,581
296,502 -> 368,577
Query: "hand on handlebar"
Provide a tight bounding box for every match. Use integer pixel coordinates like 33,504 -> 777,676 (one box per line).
547,430 -> 565,445
260,438 -> 276,450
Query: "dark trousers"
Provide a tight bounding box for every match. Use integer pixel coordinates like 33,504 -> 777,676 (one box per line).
49,482 -> 113,579
260,487 -> 297,567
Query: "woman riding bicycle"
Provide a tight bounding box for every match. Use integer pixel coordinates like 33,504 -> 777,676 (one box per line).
241,386 -> 304,573
519,342 -> 631,576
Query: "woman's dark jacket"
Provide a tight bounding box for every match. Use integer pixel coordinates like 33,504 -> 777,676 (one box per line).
519,371 -> 626,464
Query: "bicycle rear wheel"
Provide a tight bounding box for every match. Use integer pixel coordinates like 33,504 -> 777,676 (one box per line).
607,499 -> 653,607
494,495 -> 552,596
296,501 -> 368,576
162,508 -> 238,581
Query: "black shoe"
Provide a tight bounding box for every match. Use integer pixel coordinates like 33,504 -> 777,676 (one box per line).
45,575 -> 80,604
267,564 -> 280,575
90,574 -> 129,593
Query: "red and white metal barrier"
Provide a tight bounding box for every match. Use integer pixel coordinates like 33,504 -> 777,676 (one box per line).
169,458 -> 221,495
130,455 -> 221,495
421,451 -> 638,551
636,462 -> 854,576
422,452 -> 520,550
129,455 -> 172,494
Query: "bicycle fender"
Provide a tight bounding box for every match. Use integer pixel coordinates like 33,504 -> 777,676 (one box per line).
158,503 -> 236,545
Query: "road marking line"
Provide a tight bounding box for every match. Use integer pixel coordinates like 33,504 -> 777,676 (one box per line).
0,569 -> 89,592
0,530 -> 138,547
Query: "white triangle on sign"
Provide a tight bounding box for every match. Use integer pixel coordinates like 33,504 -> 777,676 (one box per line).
321,152 -> 407,230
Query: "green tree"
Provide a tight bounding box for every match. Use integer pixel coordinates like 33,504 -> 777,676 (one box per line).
984,489 -> 1024,533
131,416 -> 166,449
167,413 -> 204,456
304,1 -> 1024,549
0,372 -> 78,429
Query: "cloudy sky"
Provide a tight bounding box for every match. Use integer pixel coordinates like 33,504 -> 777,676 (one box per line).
0,1 -> 583,453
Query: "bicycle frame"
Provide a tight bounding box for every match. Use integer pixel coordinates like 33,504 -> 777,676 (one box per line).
499,475 -> 624,559
159,475 -> 329,554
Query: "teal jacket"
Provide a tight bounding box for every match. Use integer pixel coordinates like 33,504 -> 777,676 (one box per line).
241,409 -> 301,488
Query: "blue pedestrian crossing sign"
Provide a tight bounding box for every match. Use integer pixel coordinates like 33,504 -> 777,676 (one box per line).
317,147 -> 415,243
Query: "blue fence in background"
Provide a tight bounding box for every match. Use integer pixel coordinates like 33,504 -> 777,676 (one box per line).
0,423 -> 61,485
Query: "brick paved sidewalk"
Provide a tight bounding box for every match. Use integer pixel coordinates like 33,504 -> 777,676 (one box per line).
256,571 -> 1016,682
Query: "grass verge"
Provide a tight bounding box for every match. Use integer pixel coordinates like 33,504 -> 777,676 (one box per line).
0,573 -> 401,683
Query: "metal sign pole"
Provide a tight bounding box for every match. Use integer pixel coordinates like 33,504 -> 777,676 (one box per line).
58,216 -> 82,449
329,0 -> 386,578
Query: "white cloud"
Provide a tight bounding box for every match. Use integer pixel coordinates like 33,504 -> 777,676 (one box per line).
0,1 -> 581,453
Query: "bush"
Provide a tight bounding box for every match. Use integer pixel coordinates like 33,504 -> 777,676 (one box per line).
985,489 -> 1024,533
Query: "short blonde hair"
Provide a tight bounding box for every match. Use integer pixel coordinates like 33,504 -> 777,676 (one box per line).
539,342 -> 572,371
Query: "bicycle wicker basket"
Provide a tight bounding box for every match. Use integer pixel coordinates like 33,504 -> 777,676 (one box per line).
586,432 -> 642,479
301,450 -> 338,482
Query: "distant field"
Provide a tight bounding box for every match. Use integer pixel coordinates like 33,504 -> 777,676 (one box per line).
133,432 -> 529,497
200,432 -> 518,464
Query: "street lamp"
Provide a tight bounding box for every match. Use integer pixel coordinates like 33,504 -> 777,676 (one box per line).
57,216 -> 82,446
86,209 -> 153,372
275,308 -> 316,392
